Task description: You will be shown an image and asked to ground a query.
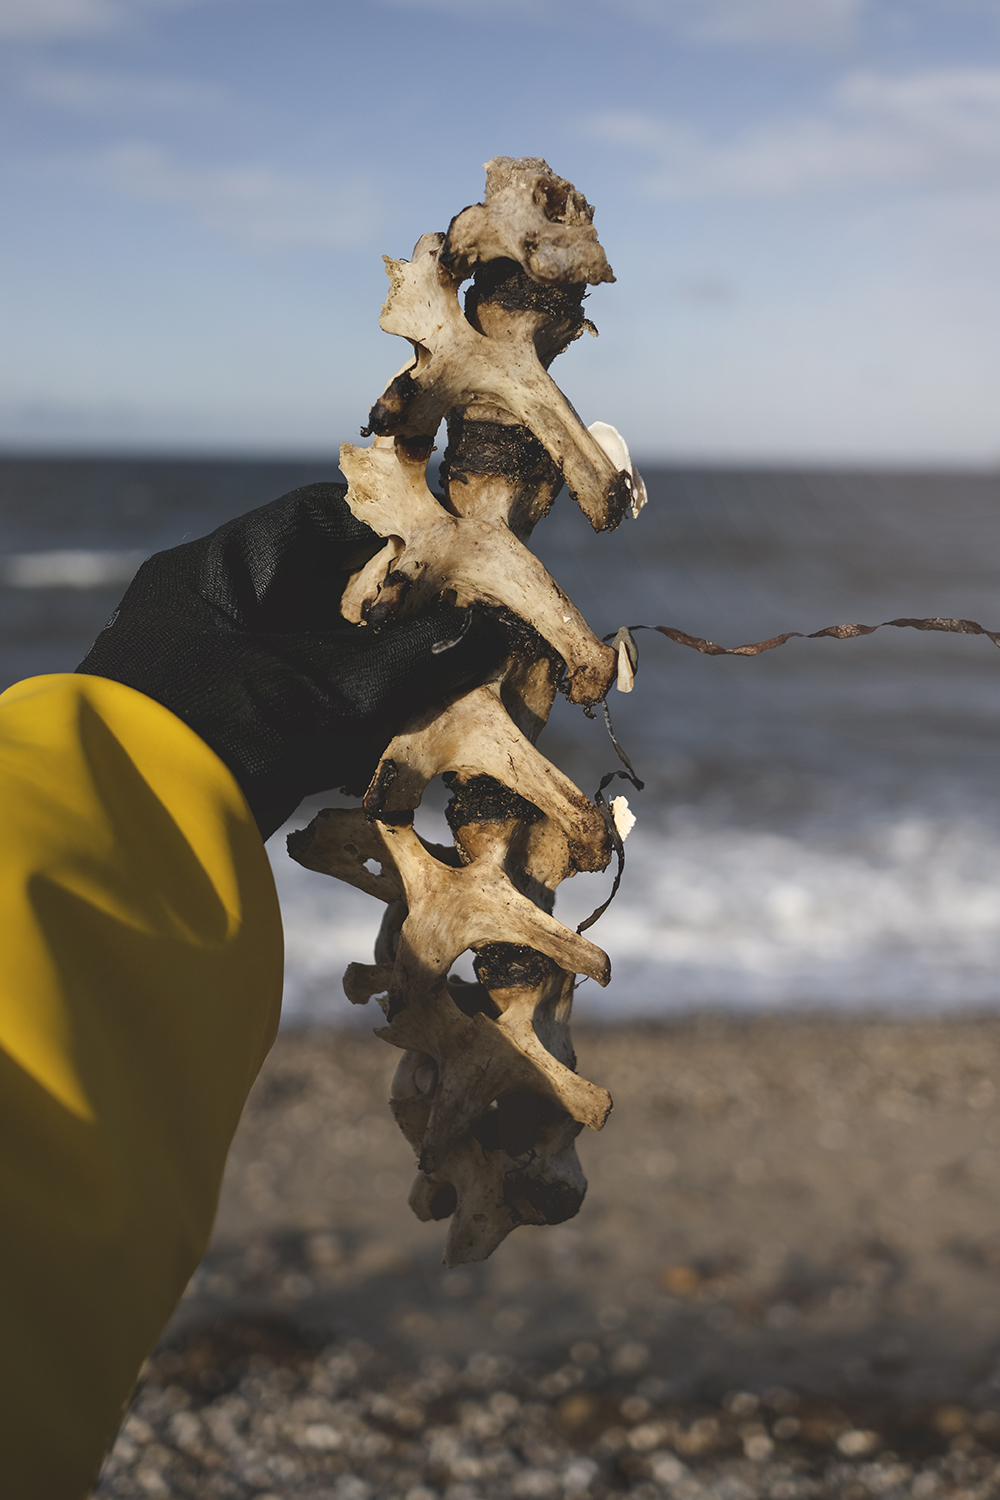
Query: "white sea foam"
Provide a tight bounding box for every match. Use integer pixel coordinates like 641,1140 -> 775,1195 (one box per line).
569,811 -> 1000,1017
270,797 -> 1000,1027
7,457 -> 996,1028
270,848 -> 383,1027
0,548 -> 147,588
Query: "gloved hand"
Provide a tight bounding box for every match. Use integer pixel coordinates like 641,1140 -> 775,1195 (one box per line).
77,482 -> 509,839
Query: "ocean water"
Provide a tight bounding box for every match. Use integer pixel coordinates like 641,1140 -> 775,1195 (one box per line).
3,454 -> 1000,1023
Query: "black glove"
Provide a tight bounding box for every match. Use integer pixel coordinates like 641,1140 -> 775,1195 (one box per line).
77,482 -> 508,839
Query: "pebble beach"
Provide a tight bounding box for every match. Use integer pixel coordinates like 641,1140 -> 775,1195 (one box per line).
95,1015 -> 1000,1499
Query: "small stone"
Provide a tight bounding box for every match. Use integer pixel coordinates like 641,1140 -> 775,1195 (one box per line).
562,1457 -> 598,1493
559,1392 -> 598,1427
742,1425 -> 774,1462
649,1451 -> 688,1485
660,1265 -> 701,1296
512,1467 -> 560,1498
596,1426 -> 628,1454
569,1341 -> 600,1366
133,1466 -> 169,1497
300,1421 -> 344,1450
629,1422 -> 667,1452
933,1405 -> 969,1435
836,1428 -> 879,1456
610,1341 -> 649,1374
489,1391 -> 520,1421
620,1395 -> 651,1422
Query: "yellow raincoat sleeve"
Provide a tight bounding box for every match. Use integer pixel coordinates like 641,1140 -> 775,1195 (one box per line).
0,673 -> 284,1499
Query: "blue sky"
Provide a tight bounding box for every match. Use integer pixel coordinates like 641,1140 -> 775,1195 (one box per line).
2,0 -> 1000,462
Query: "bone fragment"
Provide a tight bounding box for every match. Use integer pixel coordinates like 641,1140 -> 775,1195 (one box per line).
362,232 -> 632,532
441,157 -> 615,288
362,681 -> 612,872
338,437 -> 615,705
289,159 -> 640,1264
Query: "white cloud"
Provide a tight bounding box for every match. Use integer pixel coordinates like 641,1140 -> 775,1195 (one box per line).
838,66 -> 1000,156
0,0 -> 121,36
378,0 -> 551,14
0,0 -> 869,45
86,141 -> 381,249
647,0 -> 864,44
25,65 -> 224,115
379,0 -> 865,45
0,0 -> 258,40
593,66 -> 1000,199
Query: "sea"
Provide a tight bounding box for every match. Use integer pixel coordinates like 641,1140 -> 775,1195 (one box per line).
3,453 -> 1000,1026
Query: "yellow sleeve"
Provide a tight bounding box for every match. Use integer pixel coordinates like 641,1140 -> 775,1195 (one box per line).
0,674 -> 284,1499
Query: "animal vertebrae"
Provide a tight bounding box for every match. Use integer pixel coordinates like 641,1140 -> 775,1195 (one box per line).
289,158 -> 643,1264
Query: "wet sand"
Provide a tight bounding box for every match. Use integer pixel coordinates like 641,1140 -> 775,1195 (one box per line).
96,1015 -> 1000,1498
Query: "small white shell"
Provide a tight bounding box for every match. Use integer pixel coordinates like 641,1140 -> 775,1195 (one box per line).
610,795 -> 636,841
616,638 -> 635,693
629,467 -> 648,520
587,421 -> 648,520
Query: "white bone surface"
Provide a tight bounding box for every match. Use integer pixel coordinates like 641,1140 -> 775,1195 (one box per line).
367,235 -> 632,533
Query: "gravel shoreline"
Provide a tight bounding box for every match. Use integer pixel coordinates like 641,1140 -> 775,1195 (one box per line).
96,1015 -> 1000,1498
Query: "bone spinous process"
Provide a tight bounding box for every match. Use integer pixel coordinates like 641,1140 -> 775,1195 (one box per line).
288,157 -> 646,1265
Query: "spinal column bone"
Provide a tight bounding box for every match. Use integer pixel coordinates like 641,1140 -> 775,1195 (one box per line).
287,157 -> 641,1266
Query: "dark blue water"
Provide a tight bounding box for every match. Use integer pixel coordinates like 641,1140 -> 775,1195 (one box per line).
3,454 -> 1000,1020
